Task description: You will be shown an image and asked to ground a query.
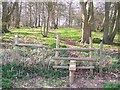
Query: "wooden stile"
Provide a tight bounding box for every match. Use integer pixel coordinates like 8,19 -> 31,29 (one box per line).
52,35 -> 104,85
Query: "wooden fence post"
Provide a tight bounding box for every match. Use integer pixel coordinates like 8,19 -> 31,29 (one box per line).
100,42 -> 103,77
55,34 -> 60,65
14,34 -> 18,45
69,60 -> 76,85
42,47 -> 45,67
89,37 -> 93,75
0,36 -> 2,48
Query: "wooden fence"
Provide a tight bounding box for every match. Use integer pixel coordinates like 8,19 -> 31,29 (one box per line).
14,34 -> 104,85
14,34 -> 46,48
53,34 -> 103,85
14,34 -> 46,66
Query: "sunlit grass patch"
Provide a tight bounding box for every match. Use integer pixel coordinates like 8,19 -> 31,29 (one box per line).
2,27 -> 119,49
92,31 -> 103,39
57,28 -> 81,40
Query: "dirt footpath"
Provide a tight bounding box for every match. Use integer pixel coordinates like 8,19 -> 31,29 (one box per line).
65,72 -> 119,88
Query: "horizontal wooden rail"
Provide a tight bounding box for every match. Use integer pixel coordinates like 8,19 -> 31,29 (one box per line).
77,66 -> 94,69
53,57 -> 96,62
53,66 -> 69,69
15,43 -> 46,48
53,66 -> 94,69
53,48 -> 99,51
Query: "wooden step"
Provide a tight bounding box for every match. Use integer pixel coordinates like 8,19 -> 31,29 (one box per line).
53,66 -> 94,69
53,57 -> 96,62
53,48 -> 99,51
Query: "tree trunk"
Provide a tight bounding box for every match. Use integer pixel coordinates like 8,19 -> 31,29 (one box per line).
38,14 -> 41,27
41,2 -> 52,37
51,3 -> 55,29
41,2 -> 48,37
103,2 -> 111,44
68,2 -> 72,28
80,0 -> 93,43
38,3 -> 41,27
55,5 -> 59,29
109,3 -> 119,42
46,10 -> 50,36
100,17 -> 105,32
29,2 -> 32,27
25,3 -> 28,27
2,1 -> 17,33
88,1 -> 95,32
81,17 -> 91,43
2,2 -> 9,33
35,2 -> 38,28
15,2 -> 22,28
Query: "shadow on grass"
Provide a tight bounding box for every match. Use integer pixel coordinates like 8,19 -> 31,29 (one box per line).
92,38 -> 120,47
112,42 -> 120,46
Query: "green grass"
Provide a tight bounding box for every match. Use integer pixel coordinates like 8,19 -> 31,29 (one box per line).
2,27 -> 119,88
104,82 -> 120,89
2,62 -> 68,88
57,28 -> 82,40
2,27 -> 119,49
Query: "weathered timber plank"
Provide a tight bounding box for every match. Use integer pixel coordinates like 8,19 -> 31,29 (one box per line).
77,66 -> 94,69
53,57 -> 96,62
53,66 -> 94,69
69,70 -> 75,85
53,66 -> 69,69
53,48 -> 99,51
100,42 -> 103,77
89,37 -> 93,75
55,34 -> 60,65
15,43 -> 45,48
